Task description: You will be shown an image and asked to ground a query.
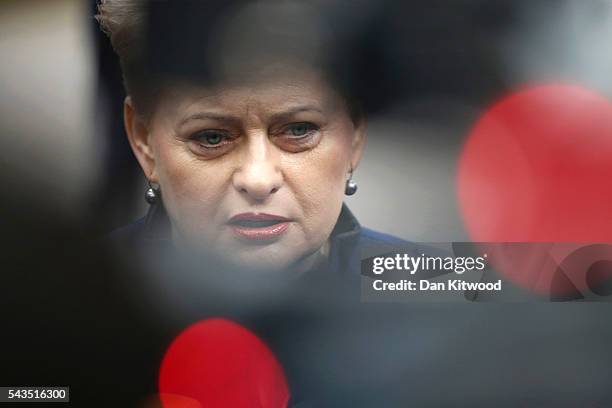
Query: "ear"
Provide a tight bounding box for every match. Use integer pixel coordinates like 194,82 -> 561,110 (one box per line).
124,97 -> 158,182
349,118 -> 367,171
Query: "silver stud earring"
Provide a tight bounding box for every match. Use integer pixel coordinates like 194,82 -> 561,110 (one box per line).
145,181 -> 160,205
345,170 -> 358,196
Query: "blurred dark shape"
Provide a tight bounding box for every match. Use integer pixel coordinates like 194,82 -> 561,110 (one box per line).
0,191 -> 166,406
550,268 -> 584,301
138,0 -> 510,115
587,260 -> 612,297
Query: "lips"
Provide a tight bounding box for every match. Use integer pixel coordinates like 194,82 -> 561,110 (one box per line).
227,213 -> 291,241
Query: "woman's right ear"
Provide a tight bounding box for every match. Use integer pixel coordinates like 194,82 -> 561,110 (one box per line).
124,97 -> 157,181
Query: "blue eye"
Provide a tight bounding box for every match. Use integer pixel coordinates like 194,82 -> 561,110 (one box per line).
192,131 -> 227,147
204,133 -> 223,145
287,122 -> 317,137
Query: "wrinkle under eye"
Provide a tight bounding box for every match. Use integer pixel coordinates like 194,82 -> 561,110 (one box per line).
273,122 -> 322,153
185,129 -> 236,158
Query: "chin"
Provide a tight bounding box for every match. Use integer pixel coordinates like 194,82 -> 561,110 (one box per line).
233,251 -> 297,272
219,243 -> 310,274
179,226 -> 319,273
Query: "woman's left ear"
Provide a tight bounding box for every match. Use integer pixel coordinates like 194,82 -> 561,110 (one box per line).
350,119 -> 367,171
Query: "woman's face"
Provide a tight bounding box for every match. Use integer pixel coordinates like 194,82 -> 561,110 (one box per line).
125,68 -> 365,271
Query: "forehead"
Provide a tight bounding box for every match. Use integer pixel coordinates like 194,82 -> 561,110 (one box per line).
155,66 -> 344,119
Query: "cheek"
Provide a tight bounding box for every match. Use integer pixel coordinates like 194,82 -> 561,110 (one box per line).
153,138 -> 229,234
285,129 -> 353,239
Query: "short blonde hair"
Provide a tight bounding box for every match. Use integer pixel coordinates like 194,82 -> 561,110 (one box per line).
95,0 -> 145,56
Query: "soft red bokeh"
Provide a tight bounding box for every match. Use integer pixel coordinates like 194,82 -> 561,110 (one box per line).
159,318 -> 290,408
457,84 -> 612,294
458,83 -> 612,242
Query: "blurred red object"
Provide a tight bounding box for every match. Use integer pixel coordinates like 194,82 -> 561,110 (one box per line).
159,318 -> 290,408
458,84 -> 612,295
458,83 -> 612,242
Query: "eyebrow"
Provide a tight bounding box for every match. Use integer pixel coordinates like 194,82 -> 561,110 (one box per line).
268,105 -> 325,123
178,105 -> 325,128
178,113 -> 242,128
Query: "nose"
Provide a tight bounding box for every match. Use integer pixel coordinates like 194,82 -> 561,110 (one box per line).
232,134 -> 283,201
